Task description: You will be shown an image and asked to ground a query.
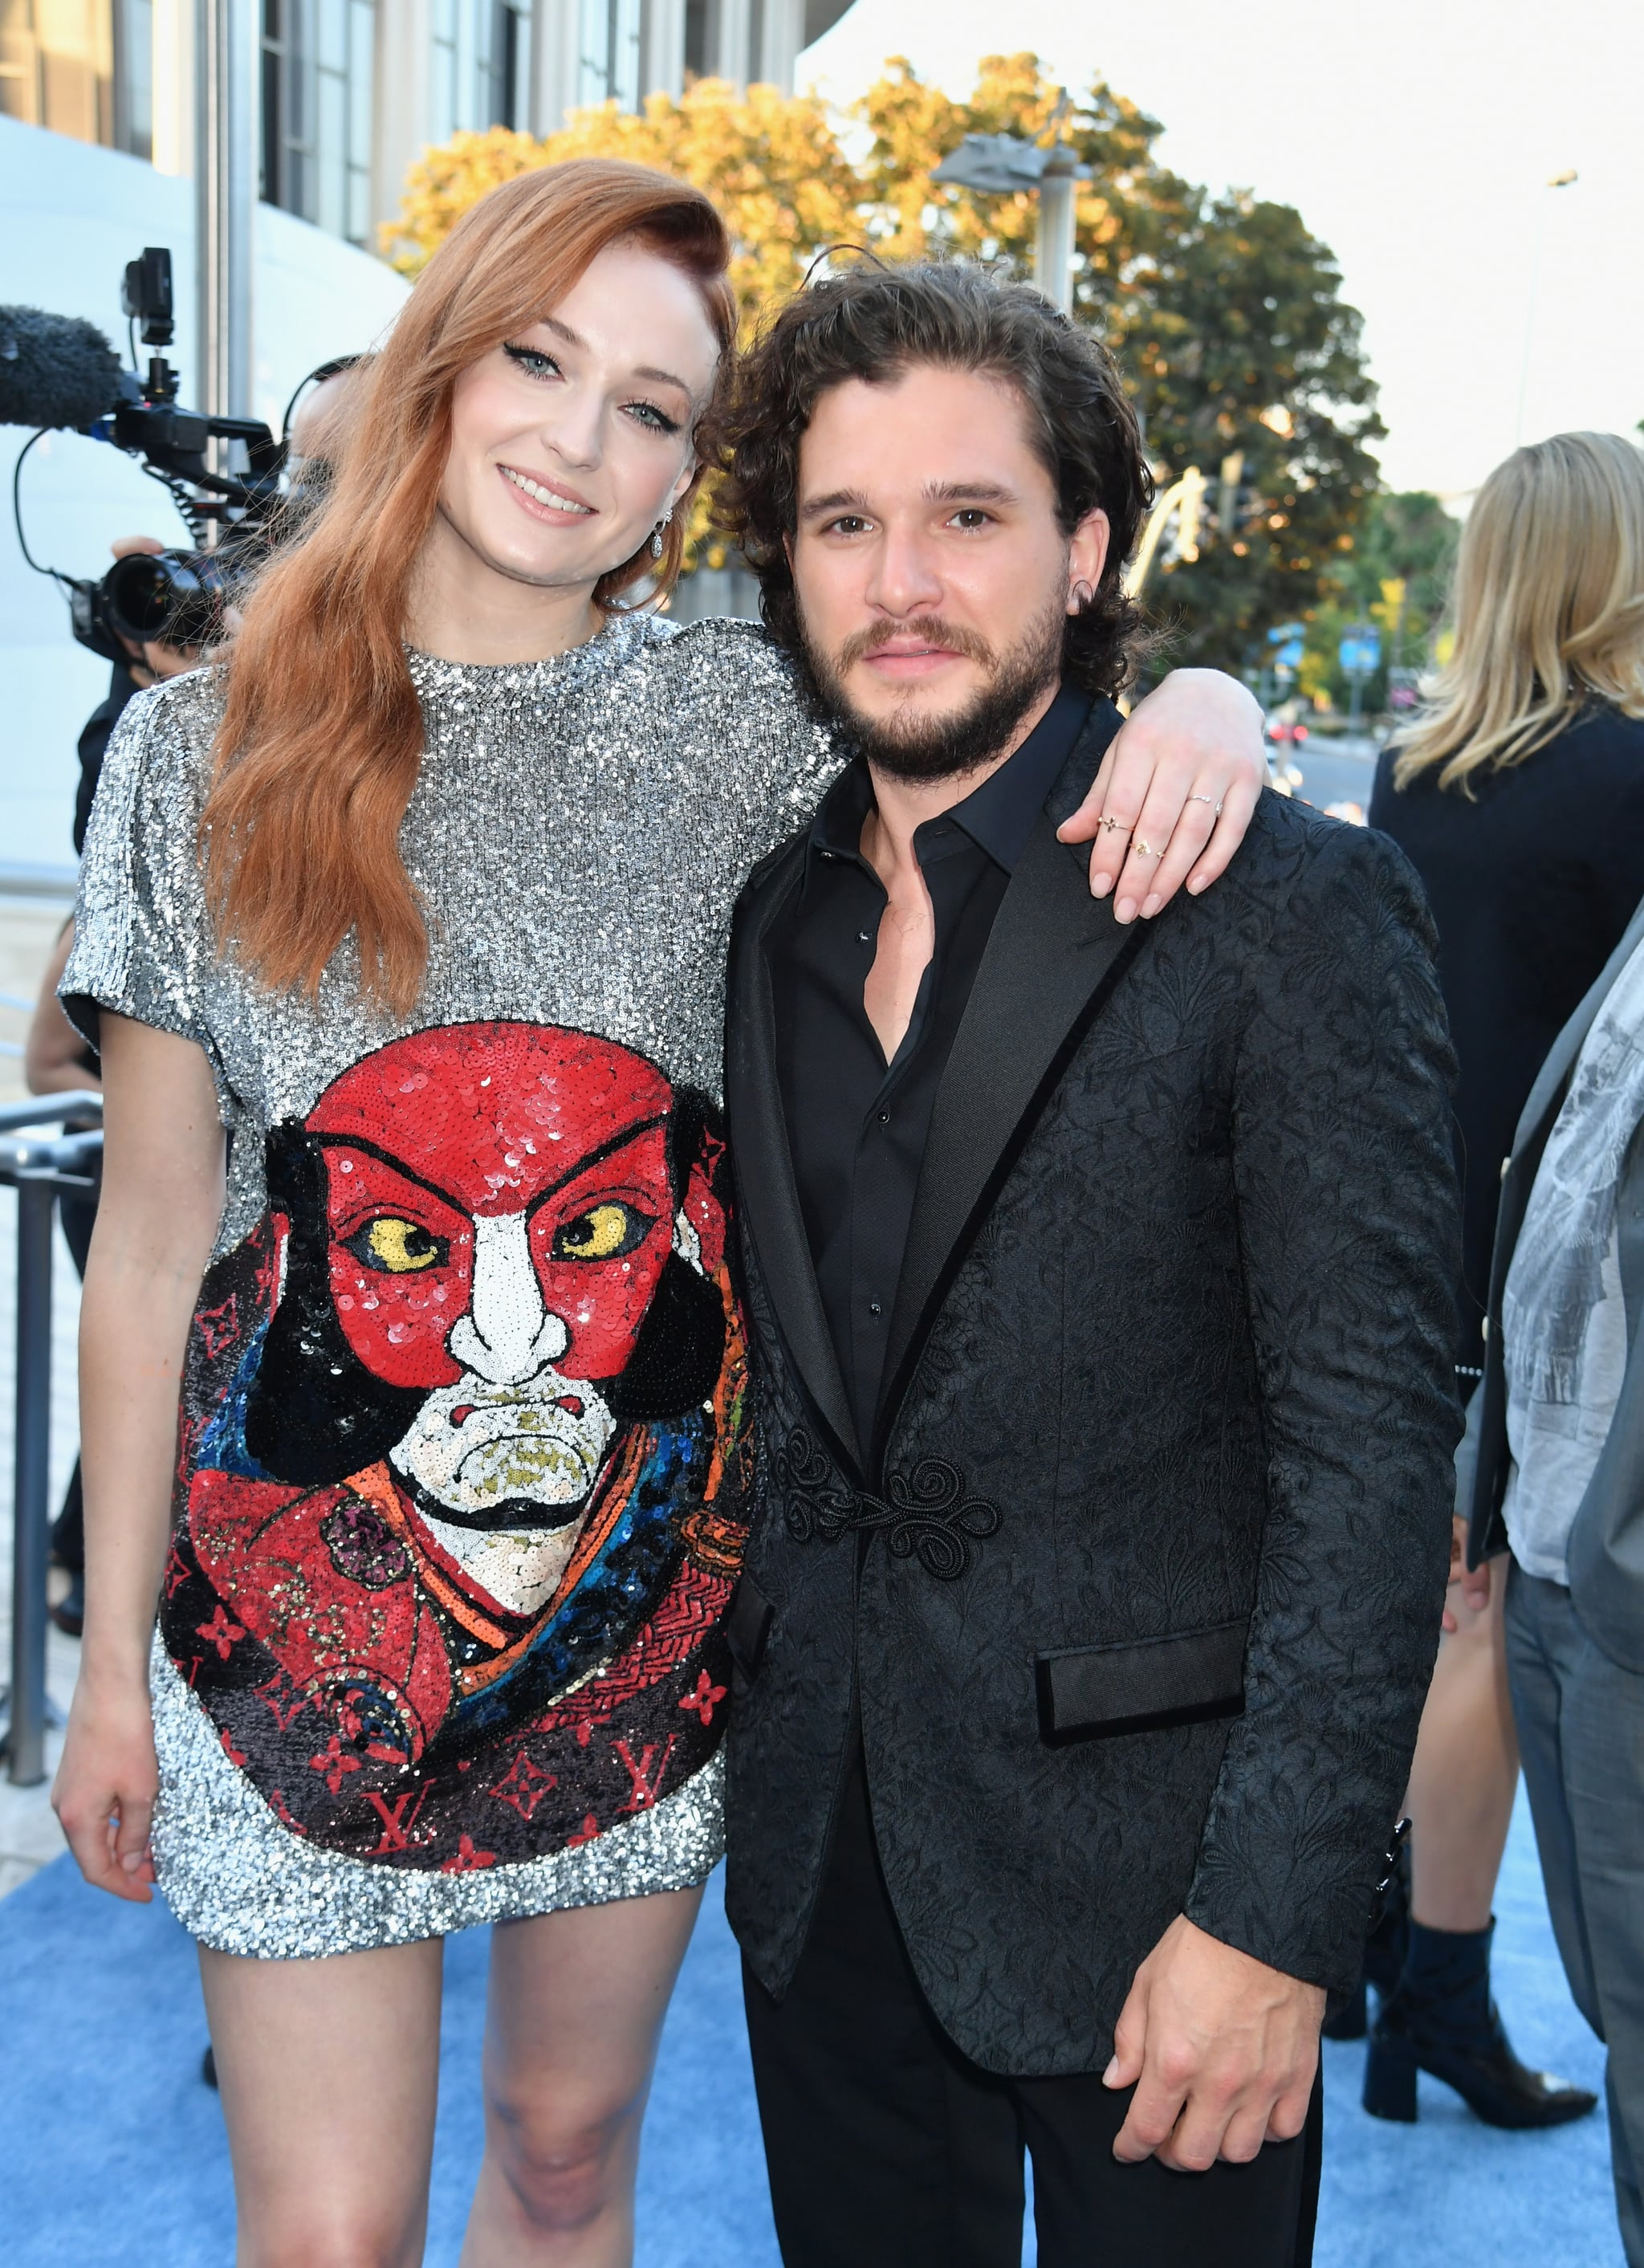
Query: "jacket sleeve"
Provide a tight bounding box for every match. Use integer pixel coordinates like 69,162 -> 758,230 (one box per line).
1182,816 -> 1462,1995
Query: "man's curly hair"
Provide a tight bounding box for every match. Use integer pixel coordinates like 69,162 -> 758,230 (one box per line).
714,260 -> 1155,699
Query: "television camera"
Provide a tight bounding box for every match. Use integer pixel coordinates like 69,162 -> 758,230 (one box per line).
0,247 -> 284,659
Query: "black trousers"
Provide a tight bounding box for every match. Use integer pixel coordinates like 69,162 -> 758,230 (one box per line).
743,1747 -> 1323,2268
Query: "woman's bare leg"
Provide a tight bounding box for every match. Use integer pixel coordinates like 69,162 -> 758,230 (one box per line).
200,1935 -> 445,2268
1405,1561 -> 1518,1930
461,1884 -> 703,2267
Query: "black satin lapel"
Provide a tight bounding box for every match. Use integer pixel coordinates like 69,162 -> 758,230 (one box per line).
881,815 -> 1147,1427
724,849 -> 863,1473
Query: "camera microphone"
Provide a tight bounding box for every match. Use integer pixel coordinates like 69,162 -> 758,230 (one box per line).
6,253 -> 286,663
0,306 -> 124,433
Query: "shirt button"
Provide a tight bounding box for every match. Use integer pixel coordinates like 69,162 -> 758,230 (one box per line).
878,1109 -> 890,1125
868,1300 -> 882,1317
857,929 -> 872,944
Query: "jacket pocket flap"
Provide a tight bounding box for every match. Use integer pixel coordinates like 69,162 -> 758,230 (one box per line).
725,1574 -> 774,1680
1036,1619 -> 1247,1742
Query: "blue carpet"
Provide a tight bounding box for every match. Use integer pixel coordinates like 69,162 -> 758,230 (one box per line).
0,1792 -> 1618,2265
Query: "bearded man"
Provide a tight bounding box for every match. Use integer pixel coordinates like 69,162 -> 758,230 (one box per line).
714,261 -> 1463,2266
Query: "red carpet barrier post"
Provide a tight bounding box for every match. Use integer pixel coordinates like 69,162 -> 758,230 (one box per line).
0,1092 -> 101,1785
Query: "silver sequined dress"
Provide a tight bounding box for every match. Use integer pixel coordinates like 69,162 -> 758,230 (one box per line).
63,614 -> 833,1958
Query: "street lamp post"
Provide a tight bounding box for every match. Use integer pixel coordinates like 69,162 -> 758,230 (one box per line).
931,128 -> 1091,315
1033,145 -> 1082,314
1514,168 -> 1577,450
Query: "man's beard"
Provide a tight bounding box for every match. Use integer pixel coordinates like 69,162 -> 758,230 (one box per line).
800,592 -> 1067,784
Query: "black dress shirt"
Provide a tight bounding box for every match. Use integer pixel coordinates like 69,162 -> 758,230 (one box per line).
771,685 -> 1092,1452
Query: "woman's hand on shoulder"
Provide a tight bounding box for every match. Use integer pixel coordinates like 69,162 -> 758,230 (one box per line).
52,1666 -> 159,1903
1058,668 -> 1268,922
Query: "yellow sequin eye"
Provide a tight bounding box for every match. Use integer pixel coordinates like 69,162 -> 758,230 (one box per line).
346,1216 -> 446,1273
552,1201 -> 651,1262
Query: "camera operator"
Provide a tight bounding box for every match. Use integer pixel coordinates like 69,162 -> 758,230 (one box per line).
74,533 -> 204,852
38,535 -> 199,1638
283,356 -> 364,504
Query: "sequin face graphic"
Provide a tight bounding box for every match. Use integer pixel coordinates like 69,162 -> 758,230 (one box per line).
161,1023 -> 754,1872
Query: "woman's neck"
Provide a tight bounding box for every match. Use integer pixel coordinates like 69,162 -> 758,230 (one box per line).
402,507 -> 606,665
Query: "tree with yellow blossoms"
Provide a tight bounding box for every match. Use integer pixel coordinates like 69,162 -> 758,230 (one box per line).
388,80 -> 861,330
386,57 -> 1382,676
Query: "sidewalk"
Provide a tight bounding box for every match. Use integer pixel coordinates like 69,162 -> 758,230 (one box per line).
0,885 -> 83,1895
0,1795 -> 1617,2267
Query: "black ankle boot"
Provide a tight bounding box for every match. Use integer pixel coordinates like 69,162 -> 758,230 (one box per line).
1364,1919 -> 1598,2128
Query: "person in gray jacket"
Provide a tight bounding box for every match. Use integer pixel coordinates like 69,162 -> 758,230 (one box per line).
1460,890 -> 1644,2266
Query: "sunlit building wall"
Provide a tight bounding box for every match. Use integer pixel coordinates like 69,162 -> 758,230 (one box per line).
1,0 -> 853,248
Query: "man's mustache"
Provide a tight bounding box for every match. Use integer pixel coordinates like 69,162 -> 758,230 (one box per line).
835,616 -> 997,674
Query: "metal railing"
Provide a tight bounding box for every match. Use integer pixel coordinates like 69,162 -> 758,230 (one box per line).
0,1093 -> 102,1785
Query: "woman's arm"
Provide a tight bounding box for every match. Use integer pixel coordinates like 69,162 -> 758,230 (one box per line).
24,922 -> 102,1097
52,1012 -> 226,1900
1060,669 -> 1268,921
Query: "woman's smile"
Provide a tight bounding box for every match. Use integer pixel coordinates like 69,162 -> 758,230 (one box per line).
498,463 -> 596,519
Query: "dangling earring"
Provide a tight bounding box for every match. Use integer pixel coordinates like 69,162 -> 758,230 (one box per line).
650,506 -> 674,563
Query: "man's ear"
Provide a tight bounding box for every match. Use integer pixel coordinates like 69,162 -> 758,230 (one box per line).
1068,507 -> 1111,612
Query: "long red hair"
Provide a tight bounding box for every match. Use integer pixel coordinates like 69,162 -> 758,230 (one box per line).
201,161 -> 735,1014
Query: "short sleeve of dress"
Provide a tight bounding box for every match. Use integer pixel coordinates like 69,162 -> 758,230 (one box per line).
60,670 -> 220,1061
647,617 -> 838,872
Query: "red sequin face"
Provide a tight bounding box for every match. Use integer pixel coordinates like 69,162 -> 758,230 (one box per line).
303,1024 -> 679,1393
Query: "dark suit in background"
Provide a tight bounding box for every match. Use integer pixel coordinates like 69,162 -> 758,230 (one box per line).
723,704 -> 1463,2265
1463,891 -> 1644,2265
1370,706 -> 1644,1378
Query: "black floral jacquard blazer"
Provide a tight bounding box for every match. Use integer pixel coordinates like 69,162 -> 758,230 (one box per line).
722,706 -> 1462,2079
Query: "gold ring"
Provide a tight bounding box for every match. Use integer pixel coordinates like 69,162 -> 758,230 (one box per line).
1101,812 -> 1132,836
1132,838 -> 1163,860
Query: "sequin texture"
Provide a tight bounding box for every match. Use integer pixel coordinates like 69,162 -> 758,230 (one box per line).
64,614 -> 834,1957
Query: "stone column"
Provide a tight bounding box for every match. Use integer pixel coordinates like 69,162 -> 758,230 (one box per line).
641,0 -> 686,101
711,0 -> 749,92
372,0 -> 433,242
530,0 -> 583,134
757,0 -> 804,89
150,0 -> 193,174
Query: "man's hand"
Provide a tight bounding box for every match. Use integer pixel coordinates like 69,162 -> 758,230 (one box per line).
1058,668 -> 1268,922
1105,1914 -> 1324,2170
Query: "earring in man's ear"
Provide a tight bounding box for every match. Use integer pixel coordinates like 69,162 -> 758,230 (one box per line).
1068,580 -> 1095,613
650,507 -> 675,563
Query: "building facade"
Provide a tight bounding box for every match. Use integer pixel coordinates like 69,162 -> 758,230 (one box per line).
0,0 -> 852,250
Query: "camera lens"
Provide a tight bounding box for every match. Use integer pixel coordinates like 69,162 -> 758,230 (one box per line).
104,548 -> 222,649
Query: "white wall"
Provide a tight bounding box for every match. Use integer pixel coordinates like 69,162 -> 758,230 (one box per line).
0,114 -> 408,880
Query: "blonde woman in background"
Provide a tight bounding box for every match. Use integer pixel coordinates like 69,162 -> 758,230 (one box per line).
1356,430 -> 1644,2127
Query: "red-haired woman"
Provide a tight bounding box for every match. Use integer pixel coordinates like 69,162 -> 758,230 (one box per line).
52,161 -> 1267,2261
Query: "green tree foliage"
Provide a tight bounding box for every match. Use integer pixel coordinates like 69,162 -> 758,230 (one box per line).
389,55 -> 1382,662
1298,491 -> 1459,712
849,59 -> 1384,672
1121,193 -> 1384,674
